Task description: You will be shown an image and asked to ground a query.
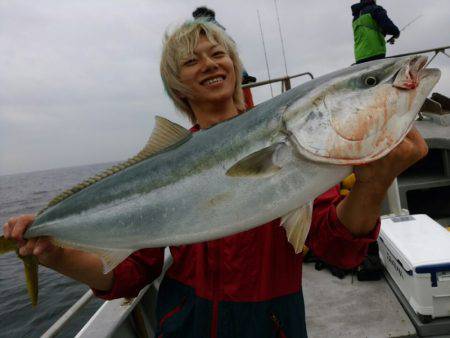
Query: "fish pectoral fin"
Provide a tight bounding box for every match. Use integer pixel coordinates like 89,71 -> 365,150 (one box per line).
226,143 -> 288,178
137,116 -> 191,158
280,201 -> 313,254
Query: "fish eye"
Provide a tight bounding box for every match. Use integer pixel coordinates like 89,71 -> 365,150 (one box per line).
364,76 -> 378,87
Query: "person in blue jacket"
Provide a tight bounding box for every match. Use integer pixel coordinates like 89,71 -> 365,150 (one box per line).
351,0 -> 400,63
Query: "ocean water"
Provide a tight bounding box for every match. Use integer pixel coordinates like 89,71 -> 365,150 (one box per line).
0,163 -> 117,338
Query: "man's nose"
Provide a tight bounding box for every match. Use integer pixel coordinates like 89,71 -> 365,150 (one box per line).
201,56 -> 218,71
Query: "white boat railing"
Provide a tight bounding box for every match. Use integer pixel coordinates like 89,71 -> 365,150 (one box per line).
75,285 -> 156,338
41,290 -> 95,338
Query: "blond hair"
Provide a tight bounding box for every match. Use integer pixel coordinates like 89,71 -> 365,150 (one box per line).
160,20 -> 245,123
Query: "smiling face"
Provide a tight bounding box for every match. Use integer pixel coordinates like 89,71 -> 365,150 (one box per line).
178,35 -> 237,112
160,21 -> 245,123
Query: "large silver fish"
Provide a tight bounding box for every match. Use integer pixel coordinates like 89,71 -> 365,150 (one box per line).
0,55 -> 440,304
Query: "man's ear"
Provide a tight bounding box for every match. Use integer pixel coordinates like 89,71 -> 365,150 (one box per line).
174,89 -> 187,100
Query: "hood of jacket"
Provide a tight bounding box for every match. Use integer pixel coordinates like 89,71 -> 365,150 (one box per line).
351,1 -> 376,20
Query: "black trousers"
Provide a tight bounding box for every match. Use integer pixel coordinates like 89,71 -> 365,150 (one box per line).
356,53 -> 386,64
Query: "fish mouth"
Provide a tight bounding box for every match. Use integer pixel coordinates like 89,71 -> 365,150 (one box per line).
393,55 -> 428,90
392,55 -> 441,117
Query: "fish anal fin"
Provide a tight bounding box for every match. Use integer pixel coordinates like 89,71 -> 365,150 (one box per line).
280,201 -> 313,254
51,238 -> 133,274
226,143 -> 289,178
94,248 -> 134,274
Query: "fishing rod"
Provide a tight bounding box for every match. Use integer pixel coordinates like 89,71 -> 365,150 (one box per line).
273,0 -> 289,78
257,9 -> 274,98
387,14 -> 422,44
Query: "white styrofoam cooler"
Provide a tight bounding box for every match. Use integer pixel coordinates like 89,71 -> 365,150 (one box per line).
379,214 -> 450,319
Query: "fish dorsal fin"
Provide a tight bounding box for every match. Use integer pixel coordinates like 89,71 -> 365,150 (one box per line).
226,143 -> 289,178
38,116 -> 190,215
280,201 -> 313,254
137,116 -> 191,158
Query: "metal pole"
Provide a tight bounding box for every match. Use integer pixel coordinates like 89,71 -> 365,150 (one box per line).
242,72 -> 313,89
385,45 -> 450,59
283,78 -> 291,91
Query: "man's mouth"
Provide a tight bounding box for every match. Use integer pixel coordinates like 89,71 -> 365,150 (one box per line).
201,76 -> 225,86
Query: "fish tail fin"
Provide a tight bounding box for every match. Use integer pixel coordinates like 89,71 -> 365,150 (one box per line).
0,236 -> 39,306
21,255 -> 39,307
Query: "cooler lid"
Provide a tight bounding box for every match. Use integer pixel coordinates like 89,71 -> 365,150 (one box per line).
380,214 -> 450,271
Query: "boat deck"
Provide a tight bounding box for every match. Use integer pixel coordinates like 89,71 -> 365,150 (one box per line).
303,262 -> 417,338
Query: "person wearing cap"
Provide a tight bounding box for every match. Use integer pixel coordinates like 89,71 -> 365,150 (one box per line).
351,0 -> 400,64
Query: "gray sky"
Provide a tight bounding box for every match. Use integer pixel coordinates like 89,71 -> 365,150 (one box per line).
1,0 -> 449,175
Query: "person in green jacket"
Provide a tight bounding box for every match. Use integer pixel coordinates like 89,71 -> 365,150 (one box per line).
351,0 -> 400,63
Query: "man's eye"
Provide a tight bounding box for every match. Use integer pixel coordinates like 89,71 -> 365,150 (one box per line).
183,59 -> 197,66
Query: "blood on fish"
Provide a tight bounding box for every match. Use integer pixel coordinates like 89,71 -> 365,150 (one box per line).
404,82 -> 418,90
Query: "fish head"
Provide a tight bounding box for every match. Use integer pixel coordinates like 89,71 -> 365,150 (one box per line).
285,56 -> 441,164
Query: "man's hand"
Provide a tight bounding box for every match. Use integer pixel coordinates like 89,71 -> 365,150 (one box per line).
3,214 -> 114,291
337,127 -> 428,236
354,127 -> 428,195
387,32 -> 400,44
3,214 -> 58,260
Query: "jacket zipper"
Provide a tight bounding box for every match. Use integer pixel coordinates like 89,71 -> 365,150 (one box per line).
210,239 -> 222,338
